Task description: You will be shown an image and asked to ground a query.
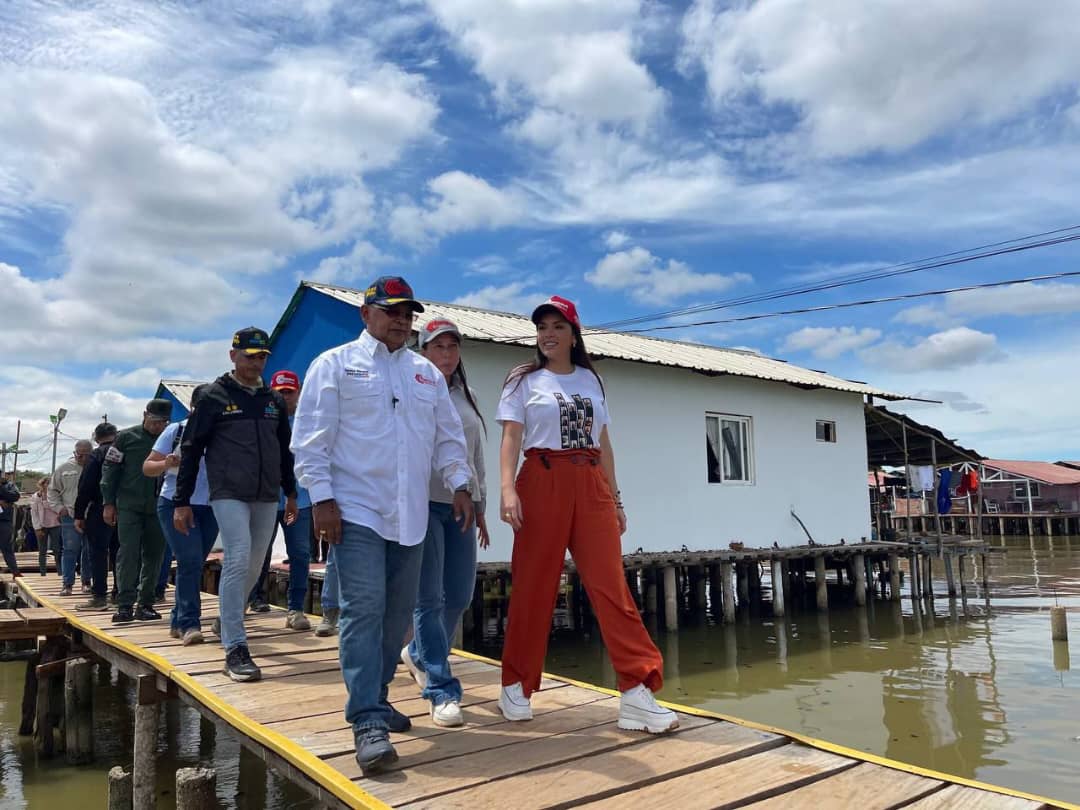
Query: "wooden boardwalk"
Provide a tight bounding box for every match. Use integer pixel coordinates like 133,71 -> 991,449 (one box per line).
8,572 -> 1075,810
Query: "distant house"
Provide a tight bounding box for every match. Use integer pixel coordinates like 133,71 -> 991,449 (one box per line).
154,379 -> 205,422
976,460 -> 1080,514
250,281 -> 908,561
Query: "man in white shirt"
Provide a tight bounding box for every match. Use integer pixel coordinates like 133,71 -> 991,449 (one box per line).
291,275 -> 474,775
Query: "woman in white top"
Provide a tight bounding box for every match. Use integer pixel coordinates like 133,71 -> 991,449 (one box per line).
31,477 -> 62,575
400,318 -> 489,728
495,295 -> 677,734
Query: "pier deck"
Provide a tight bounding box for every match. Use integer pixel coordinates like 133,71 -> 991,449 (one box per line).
8,572 -> 1074,810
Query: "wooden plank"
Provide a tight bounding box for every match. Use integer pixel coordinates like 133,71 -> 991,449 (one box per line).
575,744 -> 854,810
346,714 -> 713,806
742,762 -> 944,809
400,720 -> 785,810
901,785 -> 1047,810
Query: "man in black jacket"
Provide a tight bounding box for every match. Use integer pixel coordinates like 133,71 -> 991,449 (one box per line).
174,326 -> 298,683
74,422 -> 118,610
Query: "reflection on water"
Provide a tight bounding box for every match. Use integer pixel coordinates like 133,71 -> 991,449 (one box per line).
0,660 -> 316,809
471,536 -> 1080,804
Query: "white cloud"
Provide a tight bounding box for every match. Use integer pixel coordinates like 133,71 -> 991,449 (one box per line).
389,171 -> 526,244
679,0 -> 1080,157
892,304 -> 952,328
860,327 -> 1002,372
309,241 -> 391,285
452,281 -> 538,315
587,247 -> 751,304
893,281 -> 1080,327
780,326 -> 882,360
603,230 -> 632,250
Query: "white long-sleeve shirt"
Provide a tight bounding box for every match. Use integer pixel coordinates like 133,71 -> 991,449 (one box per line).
291,330 -> 472,546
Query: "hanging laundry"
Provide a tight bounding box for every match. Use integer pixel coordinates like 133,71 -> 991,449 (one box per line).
914,465 -> 935,491
937,469 -> 953,514
956,468 -> 980,496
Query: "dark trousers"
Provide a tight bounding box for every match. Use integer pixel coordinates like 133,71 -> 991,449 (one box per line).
85,514 -> 116,599
0,522 -> 20,575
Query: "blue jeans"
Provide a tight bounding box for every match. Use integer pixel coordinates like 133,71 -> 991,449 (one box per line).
157,498 -> 219,632
336,521 -> 424,732
321,545 -> 339,611
248,508 -> 312,611
211,499 -> 278,653
407,502 -> 477,705
60,516 -> 83,588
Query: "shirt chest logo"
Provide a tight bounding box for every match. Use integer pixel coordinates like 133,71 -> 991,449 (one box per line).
345,368 -> 370,379
414,373 -> 436,386
223,402 -> 242,416
264,403 -> 280,418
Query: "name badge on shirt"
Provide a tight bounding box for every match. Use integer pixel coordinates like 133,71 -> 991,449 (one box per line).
344,368 -> 370,379
105,446 -> 124,463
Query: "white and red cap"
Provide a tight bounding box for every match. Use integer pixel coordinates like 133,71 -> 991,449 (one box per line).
270,369 -> 300,391
418,318 -> 462,348
531,295 -> 581,329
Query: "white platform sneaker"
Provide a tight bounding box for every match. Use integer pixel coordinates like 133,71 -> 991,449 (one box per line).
498,682 -> 533,721
618,684 -> 679,734
431,699 -> 464,728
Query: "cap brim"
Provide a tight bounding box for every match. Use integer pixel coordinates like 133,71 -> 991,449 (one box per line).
378,298 -> 425,313
271,384 -> 299,391
531,303 -> 566,324
419,324 -> 462,347
241,348 -> 271,355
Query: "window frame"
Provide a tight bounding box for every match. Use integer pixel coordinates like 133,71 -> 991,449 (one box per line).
815,419 -> 837,443
1013,482 -> 1041,499
706,412 -> 755,485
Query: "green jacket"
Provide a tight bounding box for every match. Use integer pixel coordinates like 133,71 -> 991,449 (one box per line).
100,424 -> 160,513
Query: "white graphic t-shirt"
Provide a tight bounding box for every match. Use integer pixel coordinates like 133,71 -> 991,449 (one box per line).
496,366 -> 610,451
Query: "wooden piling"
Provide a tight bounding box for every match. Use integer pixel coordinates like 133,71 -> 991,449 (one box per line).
736,563 -> 749,607
922,555 -> 934,601
908,553 -> 919,601
853,553 -> 867,607
645,567 -> 658,615
64,658 -> 94,764
133,675 -> 161,809
692,565 -> 707,612
720,561 -> 736,624
108,766 -> 132,810
980,553 -> 990,593
943,553 -> 957,598
888,553 -> 901,601
957,555 -> 969,600
176,767 -> 216,809
770,559 -> 785,617
813,555 -> 828,612
1051,606 -> 1068,642
662,566 -> 678,632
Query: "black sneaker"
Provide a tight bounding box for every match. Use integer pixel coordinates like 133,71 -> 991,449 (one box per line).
354,728 -> 398,775
223,645 -> 261,682
385,703 -> 412,733
134,604 -> 162,621
248,598 -> 271,613
112,607 -> 135,624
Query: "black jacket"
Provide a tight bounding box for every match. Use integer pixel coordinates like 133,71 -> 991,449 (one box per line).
175,373 -> 297,506
0,480 -> 19,523
74,443 -> 110,522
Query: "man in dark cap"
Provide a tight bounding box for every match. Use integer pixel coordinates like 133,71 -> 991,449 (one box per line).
101,400 -> 172,623
175,327 -> 297,682
74,421 -> 119,610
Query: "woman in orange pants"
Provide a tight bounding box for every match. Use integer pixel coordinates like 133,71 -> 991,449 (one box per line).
495,295 -> 677,734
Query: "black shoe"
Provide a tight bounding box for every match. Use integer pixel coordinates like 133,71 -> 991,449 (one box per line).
354,728 -> 398,775
134,604 -> 162,621
154,590 -> 166,604
112,607 -> 135,624
223,645 -> 261,682
248,598 -> 271,613
385,703 -> 412,733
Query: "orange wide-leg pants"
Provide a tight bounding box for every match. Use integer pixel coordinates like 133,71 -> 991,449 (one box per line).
501,448 -> 664,697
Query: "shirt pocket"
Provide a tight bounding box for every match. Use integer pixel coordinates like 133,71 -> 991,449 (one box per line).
339,377 -> 387,429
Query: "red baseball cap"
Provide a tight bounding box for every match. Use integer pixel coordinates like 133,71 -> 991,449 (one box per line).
418,318 -> 462,348
270,370 -> 300,391
531,295 -> 581,329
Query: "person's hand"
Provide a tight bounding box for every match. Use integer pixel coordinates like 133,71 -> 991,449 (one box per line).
500,487 -> 523,531
102,505 -> 117,527
283,495 -> 298,526
615,506 -> 627,535
453,491 -> 475,531
476,511 -> 490,550
173,506 -> 194,535
313,499 -> 342,545
74,519 -> 85,534
164,453 -> 181,469
59,507 -> 70,519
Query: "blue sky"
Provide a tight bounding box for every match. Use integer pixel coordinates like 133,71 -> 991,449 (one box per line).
2,0 -> 1080,467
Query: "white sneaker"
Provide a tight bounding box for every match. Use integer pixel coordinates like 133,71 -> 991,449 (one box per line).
498,682 -> 533,721
618,685 -> 679,734
401,645 -> 426,690
431,700 -> 464,728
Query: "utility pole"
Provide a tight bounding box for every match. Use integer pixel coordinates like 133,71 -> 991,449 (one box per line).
11,420 -> 21,478
50,408 -> 68,475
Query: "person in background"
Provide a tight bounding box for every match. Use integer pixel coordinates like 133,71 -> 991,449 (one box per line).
74,422 -> 119,611
101,401 -> 172,623
174,326 -> 297,683
245,369 -> 312,630
48,439 -> 92,595
495,295 -> 677,734
291,275 -> 473,774
0,477 -> 23,577
144,385 -> 219,645
400,318 -> 489,728
30,477 -> 61,575
314,548 -> 339,636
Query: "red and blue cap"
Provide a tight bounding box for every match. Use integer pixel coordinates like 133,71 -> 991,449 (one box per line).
364,276 -> 425,313
531,295 -> 581,329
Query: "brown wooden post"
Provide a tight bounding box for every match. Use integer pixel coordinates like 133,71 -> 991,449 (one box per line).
736,563 -> 750,607
958,554 -> 969,600
176,767 -> 216,809
814,555 -> 828,611
133,675 -> 161,809
645,567 -> 658,615
108,766 -> 132,810
720,561 -> 735,624
888,553 -> 901,601
944,552 -> 957,598
770,559 -> 785,617
853,553 -> 867,607
662,566 -> 678,632
64,658 -> 94,764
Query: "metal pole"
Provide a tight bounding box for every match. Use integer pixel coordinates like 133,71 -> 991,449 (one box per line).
11,420 -> 20,479
931,439 -> 943,553
902,421 -> 911,543
976,463 -> 985,541
50,422 -> 60,475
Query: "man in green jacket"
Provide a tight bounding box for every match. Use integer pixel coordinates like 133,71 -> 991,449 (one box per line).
101,398 -> 172,623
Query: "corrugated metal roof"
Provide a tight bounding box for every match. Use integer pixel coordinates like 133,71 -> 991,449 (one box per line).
305,281 -> 909,400
159,379 -> 205,410
984,459 -> 1080,486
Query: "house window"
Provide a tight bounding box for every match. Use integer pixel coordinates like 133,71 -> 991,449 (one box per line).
1013,482 -> 1041,499
816,420 -> 837,443
706,414 -> 753,484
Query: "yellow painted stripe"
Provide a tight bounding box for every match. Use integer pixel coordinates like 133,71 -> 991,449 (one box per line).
17,578 -> 387,810
450,648 -> 1079,810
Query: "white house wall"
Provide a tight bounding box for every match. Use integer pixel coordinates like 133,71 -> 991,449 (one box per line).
457,340 -> 872,562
